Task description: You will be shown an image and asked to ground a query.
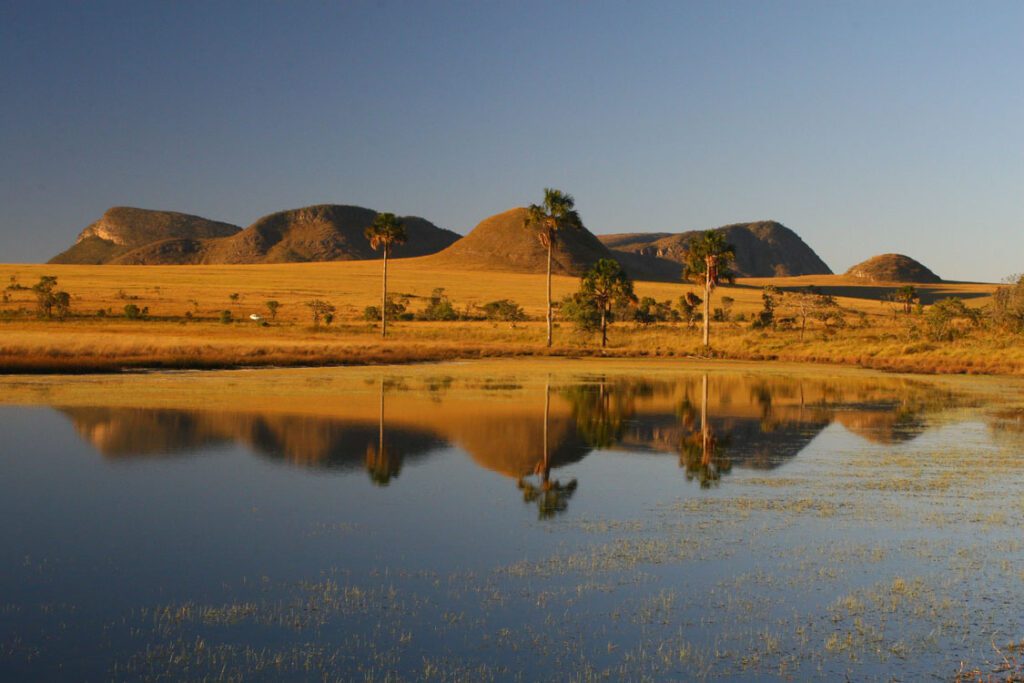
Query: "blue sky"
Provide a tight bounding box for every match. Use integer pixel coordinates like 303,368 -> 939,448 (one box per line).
1,1 -> 1020,281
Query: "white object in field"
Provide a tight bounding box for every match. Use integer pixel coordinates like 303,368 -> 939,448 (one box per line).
250,314 -> 263,321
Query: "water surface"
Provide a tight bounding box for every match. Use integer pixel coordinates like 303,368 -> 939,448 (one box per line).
1,361 -> 1022,680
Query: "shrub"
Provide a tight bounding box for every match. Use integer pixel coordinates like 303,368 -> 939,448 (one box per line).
305,299 -> 336,327
419,288 -> 458,321
925,297 -> 980,341
990,275 -> 1024,332
124,304 -> 142,320
559,293 -> 601,333
481,299 -> 526,322
635,297 -> 678,324
220,310 -> 232,324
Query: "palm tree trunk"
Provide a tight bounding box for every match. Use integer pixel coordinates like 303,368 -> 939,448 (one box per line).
702,274 -> 711,348
546,237 -> 553,347
600,306 -> 607,348
381,248 -> 388,339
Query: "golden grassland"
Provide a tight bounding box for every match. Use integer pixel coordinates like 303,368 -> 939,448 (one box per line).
0,261 -> 1012,374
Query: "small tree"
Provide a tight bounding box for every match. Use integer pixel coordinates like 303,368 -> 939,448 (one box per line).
53,291 -> 71,320
365,212 -> 407,338
678,292 -> 702,328
32,275 -> 59,318
306,299 -> 336,328
265,300 -> 281,321
580,258 -> 637,348
892,286 -> 919,315
124,303 -> 142,319
683,231 -> 736,349
752,286 -> 778,329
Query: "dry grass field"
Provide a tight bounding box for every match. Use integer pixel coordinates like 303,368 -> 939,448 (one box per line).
0,260 -> 1012,374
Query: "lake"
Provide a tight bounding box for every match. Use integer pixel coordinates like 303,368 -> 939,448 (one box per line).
1,360 -> 1022,680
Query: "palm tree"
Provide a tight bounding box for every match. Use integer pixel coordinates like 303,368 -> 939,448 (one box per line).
365,213 -> 407,338
524,188 -> 584,347
581,258 -> 637,347
683,230 -> 736,349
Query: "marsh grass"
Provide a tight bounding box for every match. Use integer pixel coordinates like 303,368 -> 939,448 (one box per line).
0,262 -> 1013,374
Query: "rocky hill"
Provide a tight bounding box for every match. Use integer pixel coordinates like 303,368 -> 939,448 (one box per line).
600,221 -> 833,279
425,207 -> 615,276
199,205 -> 459,264
49,207 -> 241,264
49,205 -> 459,265
844,254 -> 941,283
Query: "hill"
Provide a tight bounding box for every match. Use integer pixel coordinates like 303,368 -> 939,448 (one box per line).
198,205 -> 459,264
845,254 -> 942,283
49,207 -> 241,264
600,221 -> 833,280
425,207 -> 615,276
49,205 -> 459,265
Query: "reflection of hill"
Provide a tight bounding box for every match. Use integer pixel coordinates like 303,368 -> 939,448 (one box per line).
54,370 -> 966,485
60,407 -> 442,470
615,414 -> 831,471
453,413 -> 590,478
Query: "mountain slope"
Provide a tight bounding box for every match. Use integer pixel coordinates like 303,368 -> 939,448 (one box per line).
600,221 -> 833,280
425,207 -> 615,276
49,207 -> 241,264
49,204 -> 459,265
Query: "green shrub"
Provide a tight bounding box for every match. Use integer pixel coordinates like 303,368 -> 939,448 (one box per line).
481,299 -> 527,322
418,288 -> 458,321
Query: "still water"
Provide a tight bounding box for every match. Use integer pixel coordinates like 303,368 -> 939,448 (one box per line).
1,361 -> 1022,680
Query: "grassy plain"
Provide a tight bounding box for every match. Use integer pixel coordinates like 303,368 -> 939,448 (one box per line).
0,260 -> 1011,374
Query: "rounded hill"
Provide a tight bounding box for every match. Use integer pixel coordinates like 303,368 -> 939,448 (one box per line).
203,204 -> 459,264
426,207 -> 614,276
844,254 -> 941,283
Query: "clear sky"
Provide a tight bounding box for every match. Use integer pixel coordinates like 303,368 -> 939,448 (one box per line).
1,1 -> 1021,281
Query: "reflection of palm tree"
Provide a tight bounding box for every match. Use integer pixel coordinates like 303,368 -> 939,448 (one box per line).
517,378 -> 577,519
562,378 -> 646,449
679,374 -> 732,488
365,377 -> 402,485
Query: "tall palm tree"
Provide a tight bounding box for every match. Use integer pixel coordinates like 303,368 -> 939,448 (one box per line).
365,213 -> 407,338
524,188 -> 584,347
683,230 -> 736,349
